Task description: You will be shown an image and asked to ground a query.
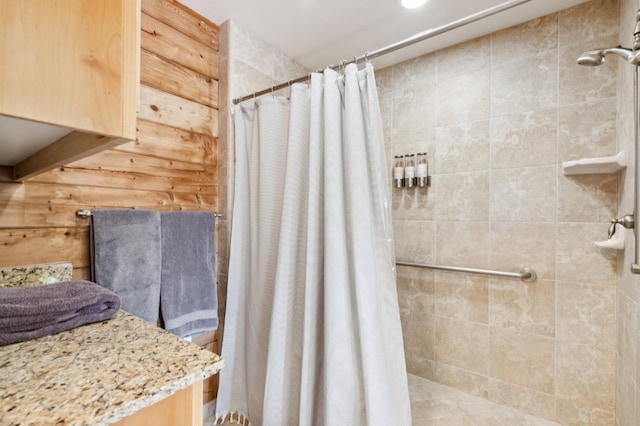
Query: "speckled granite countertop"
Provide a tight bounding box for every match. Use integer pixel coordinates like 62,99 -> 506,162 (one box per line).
0,263 -> 73,288
0,311 -> 224,426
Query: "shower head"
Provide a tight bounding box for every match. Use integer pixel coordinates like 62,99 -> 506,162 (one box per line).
577,46 -> 639,66
576,50 -> 609,66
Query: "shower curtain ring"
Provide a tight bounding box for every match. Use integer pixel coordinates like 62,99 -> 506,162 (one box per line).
364,52 -> 370,63
354,56 -> 359,65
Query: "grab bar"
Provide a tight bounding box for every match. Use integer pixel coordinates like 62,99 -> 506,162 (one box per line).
395,261 -> 537,283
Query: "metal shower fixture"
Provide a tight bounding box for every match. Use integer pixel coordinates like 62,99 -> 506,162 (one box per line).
577,9 -> 640,68
576,9 -> 640,274
576,46 -> 640,66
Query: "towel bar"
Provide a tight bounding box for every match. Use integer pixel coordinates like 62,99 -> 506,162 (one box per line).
75,209 -> 223,219
396,261 -> 537,283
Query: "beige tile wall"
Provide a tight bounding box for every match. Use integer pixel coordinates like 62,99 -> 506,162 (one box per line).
218,2 -> 635,423
380,0 -> 620,423
616,0 -> 640,424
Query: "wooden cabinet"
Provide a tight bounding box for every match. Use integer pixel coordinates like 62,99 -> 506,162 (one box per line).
112,381 -> 204,426
0,0 -> 140,180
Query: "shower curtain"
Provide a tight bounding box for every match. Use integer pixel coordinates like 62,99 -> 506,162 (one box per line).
216,63 -> 411,426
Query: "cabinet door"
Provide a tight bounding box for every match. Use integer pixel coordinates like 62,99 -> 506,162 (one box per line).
0,0 -> 138,139
111,381 -> 204,426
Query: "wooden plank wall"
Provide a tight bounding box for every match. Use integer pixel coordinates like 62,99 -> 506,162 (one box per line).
0,0 -> 220,403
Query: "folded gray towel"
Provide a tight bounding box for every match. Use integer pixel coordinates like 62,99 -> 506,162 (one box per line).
0,280 -> 121,346
90,209 -> 162,324
161,211 -> 217,338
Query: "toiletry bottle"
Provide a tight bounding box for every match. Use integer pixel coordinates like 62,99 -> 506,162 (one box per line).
405,154 -> 416,188
416,152 -> 428,187
393,155 -> 405,188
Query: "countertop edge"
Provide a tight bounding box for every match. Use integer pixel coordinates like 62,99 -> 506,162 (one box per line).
101,359 -> 225,424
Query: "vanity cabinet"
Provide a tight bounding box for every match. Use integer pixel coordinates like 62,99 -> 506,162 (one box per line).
0,0 -> 139,180
112,382 -> 204,426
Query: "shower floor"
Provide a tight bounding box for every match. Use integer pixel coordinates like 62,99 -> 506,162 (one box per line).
408,374 -> 560,425
204,374 -> 561,425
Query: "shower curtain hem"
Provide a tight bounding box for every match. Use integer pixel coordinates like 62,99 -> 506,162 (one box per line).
214,410 -> 251,425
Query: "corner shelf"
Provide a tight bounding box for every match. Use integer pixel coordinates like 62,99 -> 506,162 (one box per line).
562,151 -> 626,175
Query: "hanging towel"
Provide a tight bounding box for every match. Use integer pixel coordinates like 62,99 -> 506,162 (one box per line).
160,211 -> 217,338
0,280 -> 121,346
90,209 -> 162,324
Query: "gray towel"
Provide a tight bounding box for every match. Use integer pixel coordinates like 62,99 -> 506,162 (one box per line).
90,209 -> 162,324
160,211 -> 217,338
0,280 -> 121,346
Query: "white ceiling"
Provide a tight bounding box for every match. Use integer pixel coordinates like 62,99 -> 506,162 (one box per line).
180,0 -> 590,71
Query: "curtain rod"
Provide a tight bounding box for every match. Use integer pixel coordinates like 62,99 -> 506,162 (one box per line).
232,0 -> 532,105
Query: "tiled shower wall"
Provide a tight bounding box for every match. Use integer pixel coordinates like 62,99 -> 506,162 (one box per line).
218,2 -> 625,423
378,0 -> 620,423
217,21 -> 308,343
616,0 -> 640,424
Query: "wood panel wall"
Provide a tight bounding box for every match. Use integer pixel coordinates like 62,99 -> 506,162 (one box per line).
0,0 -> 220,403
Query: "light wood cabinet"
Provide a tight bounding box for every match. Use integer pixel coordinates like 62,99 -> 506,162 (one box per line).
112,381 -> 204,426
0,0 -> 140,180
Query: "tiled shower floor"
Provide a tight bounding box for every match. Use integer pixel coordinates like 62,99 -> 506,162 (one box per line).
408,374 -> 560,425
205,374 -> 561,425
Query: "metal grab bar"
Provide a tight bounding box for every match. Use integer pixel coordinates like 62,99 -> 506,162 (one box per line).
396,261 -> 537,283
